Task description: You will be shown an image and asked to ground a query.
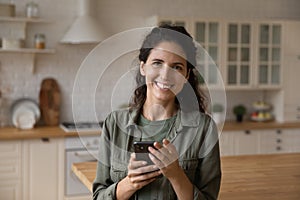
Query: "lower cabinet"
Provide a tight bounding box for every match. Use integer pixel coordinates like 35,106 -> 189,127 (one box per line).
0,138 -> 64,200
220,130 -> 260,156
22,138 -> 64,200
0,141 -> 22,200
220,128 -> 300,156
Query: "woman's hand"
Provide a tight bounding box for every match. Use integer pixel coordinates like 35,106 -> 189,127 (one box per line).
126,153 -> 161,190
116,153 -> 161,200
148,139 -> 181,178
148,139 -> 194,200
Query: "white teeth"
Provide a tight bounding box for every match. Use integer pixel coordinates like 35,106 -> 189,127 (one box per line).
156,82 -> 171,89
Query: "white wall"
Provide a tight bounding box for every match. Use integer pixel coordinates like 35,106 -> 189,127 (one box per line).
1,0 -> 300,124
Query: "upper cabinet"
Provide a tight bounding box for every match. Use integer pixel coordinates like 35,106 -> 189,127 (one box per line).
256,23 -> 282,88
225,22 -> 253,89
193,21 -> 221,87
150,16 -> 283,90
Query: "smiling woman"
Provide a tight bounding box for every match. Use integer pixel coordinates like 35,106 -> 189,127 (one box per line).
93,25 -> 221,200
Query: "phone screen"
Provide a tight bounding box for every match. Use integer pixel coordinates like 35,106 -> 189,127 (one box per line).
134,141 -> 155,165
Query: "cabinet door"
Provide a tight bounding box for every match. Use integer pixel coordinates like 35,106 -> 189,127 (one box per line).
225,22 -> 252,89
22,138 -> 64,200
233,130 -> 261,155
283,129 -> 300,153
219,131 -> 235,156
257,23 -> 282,88
282,21 -> 300,121
0,141 -> 22,200
193,21 -> 222,87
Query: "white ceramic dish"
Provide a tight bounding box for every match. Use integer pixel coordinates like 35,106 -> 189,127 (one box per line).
11,98 -> 40,129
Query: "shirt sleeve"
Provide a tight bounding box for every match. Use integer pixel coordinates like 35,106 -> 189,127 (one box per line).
193,117 -> 222,200
93,113 -> 118,200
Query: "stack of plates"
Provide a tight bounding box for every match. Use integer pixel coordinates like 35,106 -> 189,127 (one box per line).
11,98 -> 40,129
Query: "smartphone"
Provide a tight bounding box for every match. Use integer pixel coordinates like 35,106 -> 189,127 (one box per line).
134,141 -> 155,165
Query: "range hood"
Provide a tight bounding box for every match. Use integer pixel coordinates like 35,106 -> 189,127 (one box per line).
60,0 -> 107,44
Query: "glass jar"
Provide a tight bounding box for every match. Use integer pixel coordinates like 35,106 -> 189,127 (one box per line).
34,33 -> 45,49
26,2 -> 39,18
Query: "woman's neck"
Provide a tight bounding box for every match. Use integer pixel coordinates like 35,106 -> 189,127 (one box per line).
142,100 -> 178,121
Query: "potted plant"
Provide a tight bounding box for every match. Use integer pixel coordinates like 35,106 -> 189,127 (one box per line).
212,103 -> 224,124
233,104 -> 247,122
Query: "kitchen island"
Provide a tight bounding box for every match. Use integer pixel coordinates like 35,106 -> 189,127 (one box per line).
72,153 -> 300,200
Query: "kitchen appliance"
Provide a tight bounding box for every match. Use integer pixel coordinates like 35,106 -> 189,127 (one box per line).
64,135 -> 100,197
60,0 -> 107,44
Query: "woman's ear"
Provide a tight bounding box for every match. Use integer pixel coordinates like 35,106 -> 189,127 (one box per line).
140,61 -> 146,76
185,69 -> 191,83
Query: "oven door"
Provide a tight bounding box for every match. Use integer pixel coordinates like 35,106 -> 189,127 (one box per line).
65,149 -> 98,196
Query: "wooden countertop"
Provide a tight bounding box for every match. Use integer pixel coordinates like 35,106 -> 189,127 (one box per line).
222,121 -> 300,131
0,121 -> 299,140
72,153 -> 300,200
0,126 -> 100,140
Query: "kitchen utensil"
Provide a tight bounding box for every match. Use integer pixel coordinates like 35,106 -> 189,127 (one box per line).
39,78 -> 61,126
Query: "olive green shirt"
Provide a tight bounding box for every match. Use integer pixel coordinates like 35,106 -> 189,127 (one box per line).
93,108 -> 221,200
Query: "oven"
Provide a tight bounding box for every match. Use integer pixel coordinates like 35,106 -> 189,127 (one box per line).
64,136 -> 100,197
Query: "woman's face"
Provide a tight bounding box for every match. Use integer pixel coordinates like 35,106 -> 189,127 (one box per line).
140,41 -> 189,104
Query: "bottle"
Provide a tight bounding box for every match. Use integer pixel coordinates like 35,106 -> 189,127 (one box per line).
26,1 -> 39,18
34,33 -> 45,49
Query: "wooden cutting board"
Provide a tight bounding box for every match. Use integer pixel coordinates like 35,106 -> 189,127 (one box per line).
39,78 -> 61,126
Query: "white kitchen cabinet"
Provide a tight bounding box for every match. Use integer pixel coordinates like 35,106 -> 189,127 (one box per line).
283,129 -> 300,152
260,129 -> 284,154
233,130 -> 261,155
219,131 -> 235,156
220,130 -> 260,156
22,138 -> 64,200
221,128 -> 300,156
0,141 -> 22,200
150,17 -> 284,90
224,22 -> 253,89
256,23 -> 282,88
282,21 -> 300,122
192,20 -> 223,87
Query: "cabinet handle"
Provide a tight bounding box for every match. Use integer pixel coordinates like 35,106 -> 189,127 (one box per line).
41,138 -> 50,142
276,146 -> 281,151
276,130 -> 282,134
245,130 -> 251,135
276,138 -> 282,143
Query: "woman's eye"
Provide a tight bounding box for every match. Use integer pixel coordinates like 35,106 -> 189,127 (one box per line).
172,65 -> 183,71
151,62 -> 163,67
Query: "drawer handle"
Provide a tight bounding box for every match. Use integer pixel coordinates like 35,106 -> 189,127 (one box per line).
276,146 -> 281,151
276,130 -> 282,134
276,139 -> 282,143
41,138 -> 50,142
245,130 -> 251,135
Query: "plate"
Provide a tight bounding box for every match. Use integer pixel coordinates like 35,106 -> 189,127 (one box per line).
11,98 -> 40,129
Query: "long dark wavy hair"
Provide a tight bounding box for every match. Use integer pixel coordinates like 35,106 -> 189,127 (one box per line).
129,24 -> 207,113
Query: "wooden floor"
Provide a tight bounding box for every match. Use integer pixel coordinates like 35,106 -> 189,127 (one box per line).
72,153 -> 300,200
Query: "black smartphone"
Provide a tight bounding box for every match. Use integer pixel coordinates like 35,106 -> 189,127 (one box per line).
134,141 -> 155,165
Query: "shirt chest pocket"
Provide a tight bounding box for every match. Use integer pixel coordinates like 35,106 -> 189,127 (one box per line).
179,158 -> 199,182
110,162 -> 127,182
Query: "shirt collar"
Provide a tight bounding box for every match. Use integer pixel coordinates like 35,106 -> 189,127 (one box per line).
126,108 -> 201,130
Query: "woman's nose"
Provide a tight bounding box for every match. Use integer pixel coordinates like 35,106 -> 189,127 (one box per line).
160,65 -> 172,80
